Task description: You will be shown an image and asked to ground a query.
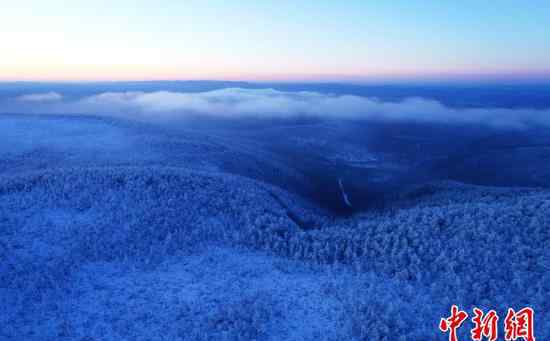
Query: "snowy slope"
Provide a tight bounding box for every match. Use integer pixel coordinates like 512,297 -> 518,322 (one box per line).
1,114 -> 549,340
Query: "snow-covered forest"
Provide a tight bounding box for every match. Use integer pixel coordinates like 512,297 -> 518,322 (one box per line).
1,86 -> 549,340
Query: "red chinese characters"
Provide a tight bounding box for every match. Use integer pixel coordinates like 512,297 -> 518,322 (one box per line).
439,306 -> 535,341
504,308 -> 536,341
440,305 -> 469,341
471,308 -> 499,341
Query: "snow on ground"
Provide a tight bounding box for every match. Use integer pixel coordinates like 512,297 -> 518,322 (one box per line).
8,247 -> 351,341
0,116 -> 160,163
0,115 -> 310,199
1,114 -> 549,340
0,165 -> 317,340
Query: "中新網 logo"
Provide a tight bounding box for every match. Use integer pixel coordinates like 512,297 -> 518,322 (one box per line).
439,305 -> 535,341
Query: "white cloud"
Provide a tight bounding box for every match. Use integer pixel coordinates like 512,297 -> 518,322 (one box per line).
16,92 -> 63,102
4,88 -> 550,129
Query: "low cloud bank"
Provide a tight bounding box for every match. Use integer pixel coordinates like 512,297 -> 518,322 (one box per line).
3,88 -> 550,129
16,92 -> 63,102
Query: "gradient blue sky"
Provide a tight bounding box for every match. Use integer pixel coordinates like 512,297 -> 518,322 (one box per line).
2,0 -> 549,82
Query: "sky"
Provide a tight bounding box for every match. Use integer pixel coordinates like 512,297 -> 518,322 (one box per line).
1,0 -> 550,82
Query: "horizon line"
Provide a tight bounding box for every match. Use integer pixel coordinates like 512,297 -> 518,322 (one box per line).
1,77 -> 550,86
